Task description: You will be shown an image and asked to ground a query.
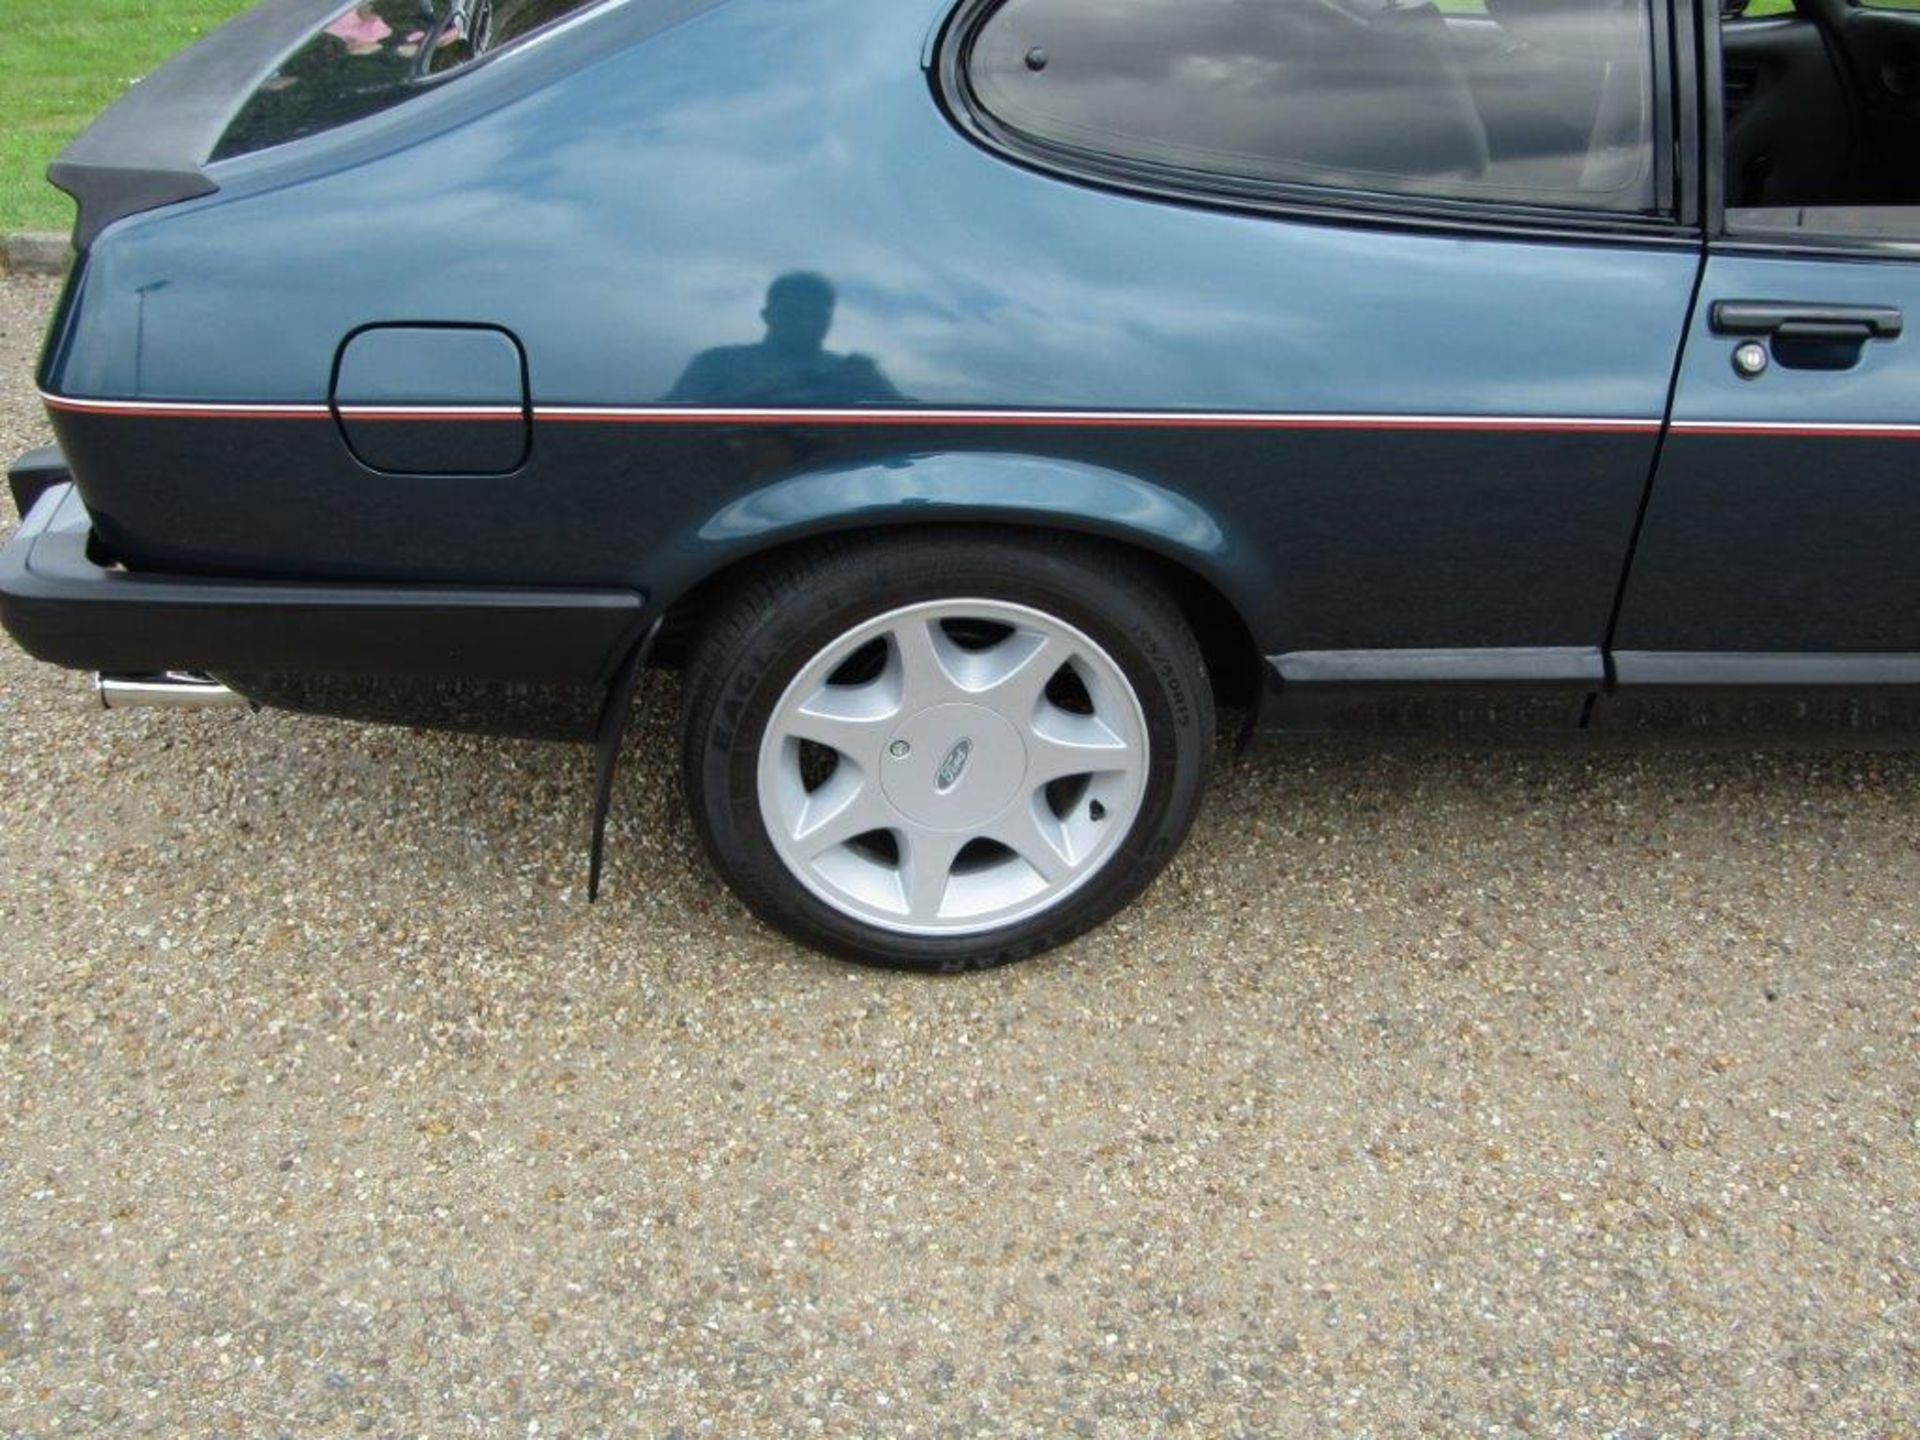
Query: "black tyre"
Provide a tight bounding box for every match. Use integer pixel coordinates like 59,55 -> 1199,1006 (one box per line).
679,530 -> 1214,971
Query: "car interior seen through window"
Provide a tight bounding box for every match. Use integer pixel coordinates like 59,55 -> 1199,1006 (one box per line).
215,0 -> 602,160
1724,0 -> 1920,238
966,0 -> 1659,214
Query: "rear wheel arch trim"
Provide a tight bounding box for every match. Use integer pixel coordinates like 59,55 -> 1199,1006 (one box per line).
660,451 -> 1250,616
649,457 -> 1266,685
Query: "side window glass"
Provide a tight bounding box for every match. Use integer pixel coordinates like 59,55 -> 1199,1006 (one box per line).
964,0 -> 1661,215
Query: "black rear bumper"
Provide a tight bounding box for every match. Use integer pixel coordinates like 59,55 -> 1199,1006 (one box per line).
1,480 -> 647,688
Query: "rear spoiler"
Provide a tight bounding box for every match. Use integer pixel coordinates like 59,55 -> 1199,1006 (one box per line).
50,0 -> 345,247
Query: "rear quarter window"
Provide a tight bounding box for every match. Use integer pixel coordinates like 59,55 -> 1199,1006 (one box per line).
960,0 -> 1661,217
214,0 -> 604,160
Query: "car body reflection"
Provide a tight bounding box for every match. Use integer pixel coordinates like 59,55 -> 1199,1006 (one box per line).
665,272 -> 908,406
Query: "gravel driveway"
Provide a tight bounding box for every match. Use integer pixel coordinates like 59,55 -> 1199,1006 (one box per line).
1,274 -> 1916,1437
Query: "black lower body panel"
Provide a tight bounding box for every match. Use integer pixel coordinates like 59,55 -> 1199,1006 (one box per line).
1254,647 -> 1920,743
1256,647 -> 1603,736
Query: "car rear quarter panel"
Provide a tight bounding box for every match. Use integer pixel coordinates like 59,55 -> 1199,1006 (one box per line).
41,0 -> 1698,655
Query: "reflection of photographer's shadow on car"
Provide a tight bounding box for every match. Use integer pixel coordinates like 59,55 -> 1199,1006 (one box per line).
665,273 -> 907,408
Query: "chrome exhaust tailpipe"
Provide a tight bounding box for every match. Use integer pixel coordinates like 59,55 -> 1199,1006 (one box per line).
94,672 -> 250,711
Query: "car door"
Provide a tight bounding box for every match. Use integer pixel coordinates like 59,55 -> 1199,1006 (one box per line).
1612,0 -> 1920,687
950,0 -> 1699,729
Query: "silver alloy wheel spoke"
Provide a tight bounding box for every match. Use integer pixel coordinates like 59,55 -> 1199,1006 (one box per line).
959,628 -> 1058,708
791,767 -> 892,858
1027,709 -> 1129,785
788,689 -> 894,771
891,615 -> 969,711
755,599 -> 1150,938
987,795 -> 1076,886
901,828 -> 970,925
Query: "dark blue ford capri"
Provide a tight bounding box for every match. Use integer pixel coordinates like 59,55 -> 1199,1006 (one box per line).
4,0 -> 1918,968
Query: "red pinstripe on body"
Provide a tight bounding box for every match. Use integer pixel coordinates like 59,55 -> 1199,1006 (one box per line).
60,395 -> 1912,438
41,393 -> 1673,434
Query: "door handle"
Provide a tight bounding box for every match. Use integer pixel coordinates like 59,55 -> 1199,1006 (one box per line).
1711,300 -> 1904,343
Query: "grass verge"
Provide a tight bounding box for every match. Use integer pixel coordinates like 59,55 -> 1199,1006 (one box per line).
0,0 -> 250,233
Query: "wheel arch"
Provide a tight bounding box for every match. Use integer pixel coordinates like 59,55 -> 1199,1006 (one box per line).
647,453 -> 1265,706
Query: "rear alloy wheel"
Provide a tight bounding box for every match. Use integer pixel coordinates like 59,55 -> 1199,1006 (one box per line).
680,533 -> 1213,971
